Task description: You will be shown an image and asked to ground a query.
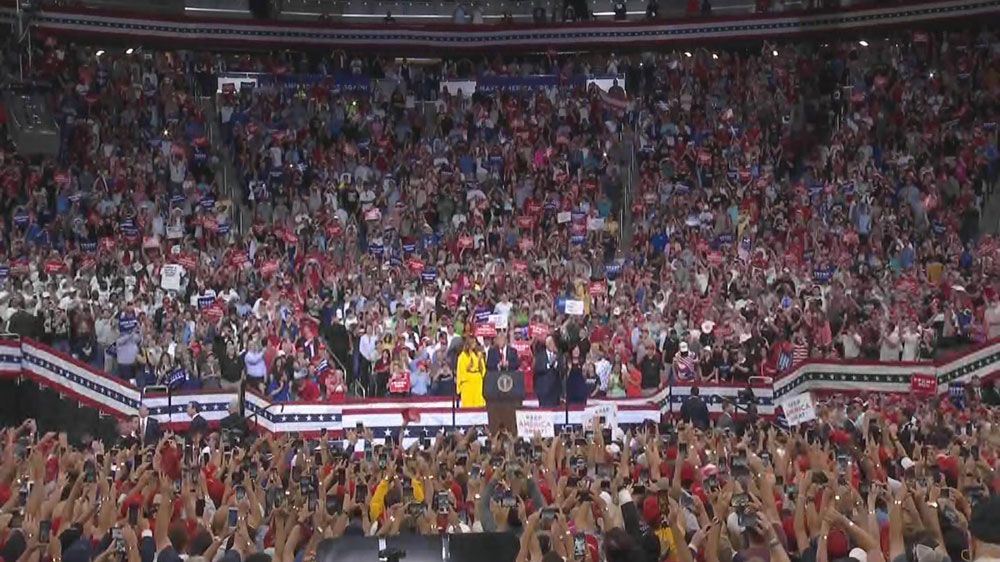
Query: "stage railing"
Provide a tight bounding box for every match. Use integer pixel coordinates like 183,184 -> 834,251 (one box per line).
1,337 -> 998,435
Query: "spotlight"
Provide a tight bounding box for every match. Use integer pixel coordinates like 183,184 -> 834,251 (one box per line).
858,40 -> 869,47
96,50 -> 105,57
684,51 -> 692,57
712,53 -> 719,60
126,48 -> 134,54
772,49 -> 778,57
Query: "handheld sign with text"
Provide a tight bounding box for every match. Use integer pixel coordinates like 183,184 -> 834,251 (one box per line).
778,393 -> 817,426
516,410 -> 555,438
910,374 -> 938,396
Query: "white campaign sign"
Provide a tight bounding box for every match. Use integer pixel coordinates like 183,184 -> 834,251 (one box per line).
488,313 -> 509,330
557,211 -> 572,224
778,393 -> 817,426
160,264 -> 184,291
564,299 -> 585,316
585,403 -> 619,429
587,217 -> 605,231
516,410 -> 555,438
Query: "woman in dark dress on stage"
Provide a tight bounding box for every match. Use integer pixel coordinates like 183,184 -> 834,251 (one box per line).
566,345 -> 589,406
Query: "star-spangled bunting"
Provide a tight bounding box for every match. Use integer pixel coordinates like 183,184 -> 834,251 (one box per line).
6,339 -> 1000,433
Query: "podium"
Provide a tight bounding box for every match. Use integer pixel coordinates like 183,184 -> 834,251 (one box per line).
483,371 -> 524,434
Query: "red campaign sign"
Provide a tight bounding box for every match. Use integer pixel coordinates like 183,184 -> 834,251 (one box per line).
325,223 -> 343,237
203,219 -> 219,232
261,260 -> 280,277
176,254 -> 197,270
589,282 -> 606,296
142,236 -> 160,249
203,303 -> 225,320
79,256 -> 96,270
54,172 -> 70,185
511,340 -> 532,357
512,260 -> 528,273
526,201 -> 542,215
458,236 -> 474,249
364,208 -> 381,222
229,252 -> 249,267
474,324 -> 497,338
529,323 -> 549,340
911,374 -> 938,396
407,259 -> 425,273
388,372 -> 411,394
283,231 -> 299,245
517,216 -> 534,228
707,251 -> 724,266
519,238 -> 534,251
44,260 -> 66,274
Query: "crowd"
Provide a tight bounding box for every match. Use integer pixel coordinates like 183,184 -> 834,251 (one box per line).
1,30 -> 1000,407
0,390 -> 998,562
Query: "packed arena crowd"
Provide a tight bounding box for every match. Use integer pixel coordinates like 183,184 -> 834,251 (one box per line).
2,6 -> 1000,562
0,29 -> 999,409
0,392 -> 999,562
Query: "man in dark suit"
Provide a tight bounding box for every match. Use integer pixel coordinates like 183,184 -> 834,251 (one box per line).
486,332 -> 520,374
533,335 -> 564,408
680,386 -> 710,430
219,399 -> 248,446
187,401 -> 208,442
136,405 -> 162,447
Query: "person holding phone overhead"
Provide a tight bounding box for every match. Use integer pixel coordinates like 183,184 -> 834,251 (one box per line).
457,336 -> 487,407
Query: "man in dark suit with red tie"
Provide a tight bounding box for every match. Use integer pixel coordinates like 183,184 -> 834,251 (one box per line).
486,332 -> 520,374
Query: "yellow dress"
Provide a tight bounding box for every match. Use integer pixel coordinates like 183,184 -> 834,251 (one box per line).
456,350 -> 486,408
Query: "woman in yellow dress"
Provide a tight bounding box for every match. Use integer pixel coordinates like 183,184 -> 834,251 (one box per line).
456,336 -> 486,408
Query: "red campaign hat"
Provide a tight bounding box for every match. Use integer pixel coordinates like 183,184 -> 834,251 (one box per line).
826,528 -> 851,558
937,455 -> 959,479
680,461 -> 696,483
642,496 -> 660,526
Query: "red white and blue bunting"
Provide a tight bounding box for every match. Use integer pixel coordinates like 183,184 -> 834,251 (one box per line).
0,338 -> 997,436
0,0 -> 996,50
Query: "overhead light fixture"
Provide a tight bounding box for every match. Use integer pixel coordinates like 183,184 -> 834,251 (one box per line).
712,53 -> 719,60
772,49 -> 778,57
684,51 -> 692,57
125,48 -> 134,54
858,40 -> 869,47
96,50 -> 105,57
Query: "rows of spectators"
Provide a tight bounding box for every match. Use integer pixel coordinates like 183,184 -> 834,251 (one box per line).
1,31 -> 1000,405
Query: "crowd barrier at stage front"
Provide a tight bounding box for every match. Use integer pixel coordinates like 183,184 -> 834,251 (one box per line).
0,337 -> 998,436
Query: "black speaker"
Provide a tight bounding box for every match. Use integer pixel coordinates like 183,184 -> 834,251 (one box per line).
249,0 -> 271,19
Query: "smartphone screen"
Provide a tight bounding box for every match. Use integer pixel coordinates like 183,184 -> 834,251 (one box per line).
38,520 -> 51,544
128,504 -> 139,526
573,533 -> 586,559
355,484 -> 368,503
112,527 -> 125,551
227,507 -> 238,529
195,499 -> 206,518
